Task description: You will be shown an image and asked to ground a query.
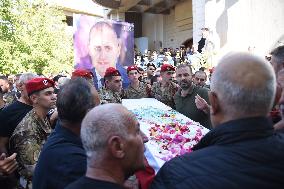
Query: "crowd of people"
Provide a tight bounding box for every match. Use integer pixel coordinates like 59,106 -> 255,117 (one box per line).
0,44 -> 284,189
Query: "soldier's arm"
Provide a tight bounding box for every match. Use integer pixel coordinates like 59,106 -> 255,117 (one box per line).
150,82 -> 163,100
11,134 -> 41,179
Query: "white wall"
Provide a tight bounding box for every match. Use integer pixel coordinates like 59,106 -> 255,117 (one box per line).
142,0 -> 193,49
135,37 -> 149,54
203,0 -> 284,60
142,13 -> 164,50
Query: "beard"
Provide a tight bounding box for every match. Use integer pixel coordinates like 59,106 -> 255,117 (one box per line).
179,80 -> 191,90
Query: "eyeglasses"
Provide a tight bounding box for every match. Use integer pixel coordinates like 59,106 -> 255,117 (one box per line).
195,78 -> 205,82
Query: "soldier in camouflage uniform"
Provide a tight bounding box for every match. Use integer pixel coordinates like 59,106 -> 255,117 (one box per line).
0,75 -> 16,106
123,66 -> 150,99
9,78 -> 56,189
99,67 -> 123,104
151,64 -> 179,108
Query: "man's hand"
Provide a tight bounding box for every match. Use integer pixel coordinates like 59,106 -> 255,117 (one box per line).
195,94 -> 210,114
0,153 -> 18,175
49,108 -> 58,126
123,176 -> 139,189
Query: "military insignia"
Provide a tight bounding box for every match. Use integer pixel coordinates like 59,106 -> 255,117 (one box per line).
43,79 -> 48,85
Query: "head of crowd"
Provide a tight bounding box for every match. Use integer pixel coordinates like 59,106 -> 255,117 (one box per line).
1,44 -> 284,189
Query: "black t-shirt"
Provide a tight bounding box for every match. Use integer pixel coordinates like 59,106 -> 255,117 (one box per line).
0,101 -> 32,137
65,177 -> 124,189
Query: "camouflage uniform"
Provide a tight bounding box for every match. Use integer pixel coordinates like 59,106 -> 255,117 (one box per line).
9,109 -> 52,189
99,88 -> 122,104
151,81 -> 179,108
123,82 -> 150,99
3,91 -> 17,106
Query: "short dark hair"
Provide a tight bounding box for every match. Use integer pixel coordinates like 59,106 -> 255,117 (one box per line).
53,75 -> 65,82
195,70 -> 207,78
0,75 -> 8,81
57,78 -> 94,124
177,64 -> 193,74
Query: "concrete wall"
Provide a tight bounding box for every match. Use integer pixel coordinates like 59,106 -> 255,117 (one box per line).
192,0 -> 205,44
141,0 -> 193,50
203,0 -> 284,59
142,13 -> 164,50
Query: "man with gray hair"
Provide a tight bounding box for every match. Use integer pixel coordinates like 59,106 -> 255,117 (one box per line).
0,73 -> 38,154
65,104 -> 147,189
150,52 -> 284,189
0,73 -> 37,188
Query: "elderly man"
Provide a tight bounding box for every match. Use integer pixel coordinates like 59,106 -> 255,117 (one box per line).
99,67 -> 123,104
65,104 -> 147,189
88,21 -> 129,89
9,77 -> 56,189
174,64 -> 211,129
33,78 -> 99,189
151,52 -> 284,189
151,64 -> 179,108
124,66 -> 150,99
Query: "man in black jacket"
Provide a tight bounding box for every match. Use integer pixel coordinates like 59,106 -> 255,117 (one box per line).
150,52 -> 284,189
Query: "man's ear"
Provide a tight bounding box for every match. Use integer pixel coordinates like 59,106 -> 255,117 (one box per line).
208,91 -> 220,115
108,136 -> 125,159
29,94 -> 38,105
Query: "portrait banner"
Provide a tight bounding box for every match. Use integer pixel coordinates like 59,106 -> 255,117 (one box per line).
74,14 -> 134,89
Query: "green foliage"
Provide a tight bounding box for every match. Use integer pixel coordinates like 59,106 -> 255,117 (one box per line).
0,0 -> 73,76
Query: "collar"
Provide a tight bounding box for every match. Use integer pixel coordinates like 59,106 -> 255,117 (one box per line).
31,109 -> 51,134
54,121 -> 82,146
193,116 -> 274,150
177,83 -> 195,97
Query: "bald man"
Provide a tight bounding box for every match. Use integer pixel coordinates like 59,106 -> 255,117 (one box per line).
151,52 -> 284,189
88,22 -> 129,89
65,104 -> 147,189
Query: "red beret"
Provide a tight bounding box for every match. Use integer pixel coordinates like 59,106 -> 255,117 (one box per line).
72,69 -> 94,79
104,67 -> 121,78
161,64 -> 175,72
26,77 -> 55,96
127,65 -> 138,73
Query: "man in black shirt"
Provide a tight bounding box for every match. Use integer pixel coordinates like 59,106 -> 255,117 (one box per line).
0,73 -> 37,189
0,73 -> 37,154
65,104 -> 147,189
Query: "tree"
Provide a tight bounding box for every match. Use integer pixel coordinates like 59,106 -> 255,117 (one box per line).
0,0 -> 73,76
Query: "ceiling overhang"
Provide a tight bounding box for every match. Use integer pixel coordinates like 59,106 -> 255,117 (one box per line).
92,0 -> 185,14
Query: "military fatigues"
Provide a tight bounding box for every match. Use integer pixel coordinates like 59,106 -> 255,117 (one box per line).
9,109 -> 52,189
151,81 -> 179,108
3,91 -> 17,106
99,88 -> 122,104
123,82 -> 150,99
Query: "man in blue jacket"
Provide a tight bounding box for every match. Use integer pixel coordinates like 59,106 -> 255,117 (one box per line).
150,52 -> 284,189
32,78 -> 99,189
